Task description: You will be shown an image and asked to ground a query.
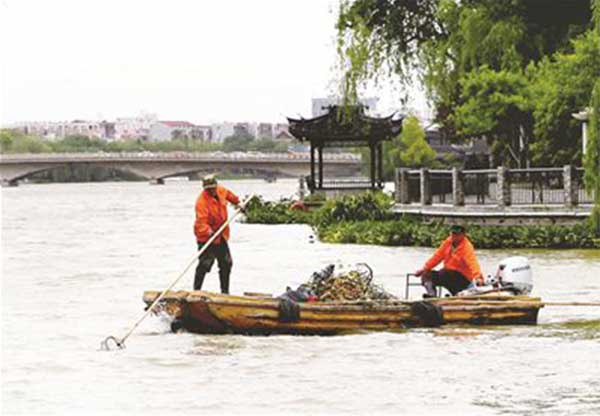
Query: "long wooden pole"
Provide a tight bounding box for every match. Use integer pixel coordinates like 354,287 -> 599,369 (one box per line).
101,195 -> 253,350
543,301 -> 600,307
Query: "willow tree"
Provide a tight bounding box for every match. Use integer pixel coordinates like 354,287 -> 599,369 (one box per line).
585,0 -> 600,234
336,0 -> 592,166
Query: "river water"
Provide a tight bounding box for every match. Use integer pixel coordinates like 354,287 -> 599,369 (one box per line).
2,179 -> 600,415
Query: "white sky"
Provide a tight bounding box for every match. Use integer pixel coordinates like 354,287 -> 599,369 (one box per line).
0,0 -> 429,125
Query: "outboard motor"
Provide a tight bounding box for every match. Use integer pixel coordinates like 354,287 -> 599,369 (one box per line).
495,256 -> 533,295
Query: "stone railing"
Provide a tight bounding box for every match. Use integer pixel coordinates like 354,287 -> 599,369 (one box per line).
394,165 -> 595,208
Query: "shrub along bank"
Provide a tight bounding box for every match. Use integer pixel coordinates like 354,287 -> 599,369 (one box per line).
244,192 -> 600,249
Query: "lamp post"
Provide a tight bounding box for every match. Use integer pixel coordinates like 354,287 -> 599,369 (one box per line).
572,108 -> 590,160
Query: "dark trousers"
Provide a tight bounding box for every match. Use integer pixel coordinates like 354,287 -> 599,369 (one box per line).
427,269 -> 471,296
194,240 -> 232,294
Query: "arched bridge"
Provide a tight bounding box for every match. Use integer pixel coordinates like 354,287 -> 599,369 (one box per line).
0,152 -> 362,185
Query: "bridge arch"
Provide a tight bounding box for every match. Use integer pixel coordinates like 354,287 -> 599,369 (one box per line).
1,163 -> 152,185
0,153 -> 362,185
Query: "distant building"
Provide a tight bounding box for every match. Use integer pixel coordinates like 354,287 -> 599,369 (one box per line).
210,122 -> 235,143
12,120 -> 113,140
425,128 -> 490,168
425,129 -> 454,155
257,122 -> 273,139
148,121 -> 209,142
274,129 -> 294,142
273,123 -> 289,138
233,122 -> 255,138
114,113 -> 158,140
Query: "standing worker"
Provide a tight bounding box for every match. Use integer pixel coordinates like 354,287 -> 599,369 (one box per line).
414,224 -> 483,297
194,174 -> 242,294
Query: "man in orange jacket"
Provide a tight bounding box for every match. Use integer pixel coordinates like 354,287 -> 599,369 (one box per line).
194,174 -> 241,294
415,224 -> 483,297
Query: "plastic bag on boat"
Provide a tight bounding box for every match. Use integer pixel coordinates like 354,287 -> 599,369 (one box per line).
278,284 -> 318,303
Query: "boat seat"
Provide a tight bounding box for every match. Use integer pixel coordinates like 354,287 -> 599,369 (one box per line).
405,273 -> 443,299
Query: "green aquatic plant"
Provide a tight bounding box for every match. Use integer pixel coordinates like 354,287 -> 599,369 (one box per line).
317,219 -> 600,249
242,196 -> 313,225
244,192 -> 600,249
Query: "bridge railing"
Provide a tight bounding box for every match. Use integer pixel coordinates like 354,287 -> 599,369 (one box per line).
0,151 -> 361,163
395,165 -> 593,208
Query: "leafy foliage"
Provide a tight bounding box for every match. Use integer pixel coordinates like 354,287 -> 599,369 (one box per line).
456,67 -> 532,167
313,191 -> 395,227
530,30 -> 600,166
363,116 -> 437,179
317,218 -> 600,249
0,130 -> 52,153
586,0 -> 600,234
336,0 -> 595,165
244,190 -> 600,248
0,129 -> 289,154
398,116 -> 437,167
243,197 -> 313,224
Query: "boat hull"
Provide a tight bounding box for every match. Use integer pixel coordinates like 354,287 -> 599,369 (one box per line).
143,290 -> 543,335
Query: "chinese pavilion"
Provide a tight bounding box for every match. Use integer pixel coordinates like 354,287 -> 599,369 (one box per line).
287,105 -> 403,191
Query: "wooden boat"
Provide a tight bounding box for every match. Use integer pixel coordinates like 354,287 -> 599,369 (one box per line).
142,290 -> 544,335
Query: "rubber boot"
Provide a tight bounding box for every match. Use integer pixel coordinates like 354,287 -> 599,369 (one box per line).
423,279 -> 437,298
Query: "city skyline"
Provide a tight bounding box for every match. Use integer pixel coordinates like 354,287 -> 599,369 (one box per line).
0,0 -> 429,126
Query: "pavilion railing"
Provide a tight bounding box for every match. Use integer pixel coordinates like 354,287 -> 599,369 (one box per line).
395,165 -> 593,207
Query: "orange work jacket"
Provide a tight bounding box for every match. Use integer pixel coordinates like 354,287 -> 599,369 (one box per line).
423,236 -> 482,281
194,185 -> 240,244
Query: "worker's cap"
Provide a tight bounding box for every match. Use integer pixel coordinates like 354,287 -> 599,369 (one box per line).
202,174 -> 218,189
450,224 -> 466,234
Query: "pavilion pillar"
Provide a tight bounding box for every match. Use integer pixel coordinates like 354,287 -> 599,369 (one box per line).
377,142 -> 384,188
310,142 -> 316,190
370,143 -> 376,189
318,145 -> 323,189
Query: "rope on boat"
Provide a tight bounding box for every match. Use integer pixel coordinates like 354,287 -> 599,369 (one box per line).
100,194 -> 254,351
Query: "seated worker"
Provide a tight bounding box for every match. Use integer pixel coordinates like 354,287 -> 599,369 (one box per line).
414,224 -> 483,297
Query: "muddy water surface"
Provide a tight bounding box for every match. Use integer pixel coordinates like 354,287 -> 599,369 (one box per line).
2,179 -> 600,415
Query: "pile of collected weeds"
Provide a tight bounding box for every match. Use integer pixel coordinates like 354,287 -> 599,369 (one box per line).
305,264 -> 397,302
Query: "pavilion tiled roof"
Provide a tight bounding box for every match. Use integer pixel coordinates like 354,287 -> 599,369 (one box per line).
287,105 -> 403,146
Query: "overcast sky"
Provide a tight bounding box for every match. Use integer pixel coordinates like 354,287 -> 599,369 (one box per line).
0,0 -> 428,125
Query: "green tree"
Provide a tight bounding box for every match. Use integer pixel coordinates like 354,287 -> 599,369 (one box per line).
0,129 -> 52,153
51,135 -> 106,152
455,67 -> 532,167
398,116 -> 436,167
530,30 -> 600,166
337,0 -> 593,164
0,129 -> 15,151
585,0 -> 600,234
222,132 -> 254,152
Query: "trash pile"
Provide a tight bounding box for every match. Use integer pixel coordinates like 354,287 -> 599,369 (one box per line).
307,264 -> 396,302
288,264 -> 394,302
